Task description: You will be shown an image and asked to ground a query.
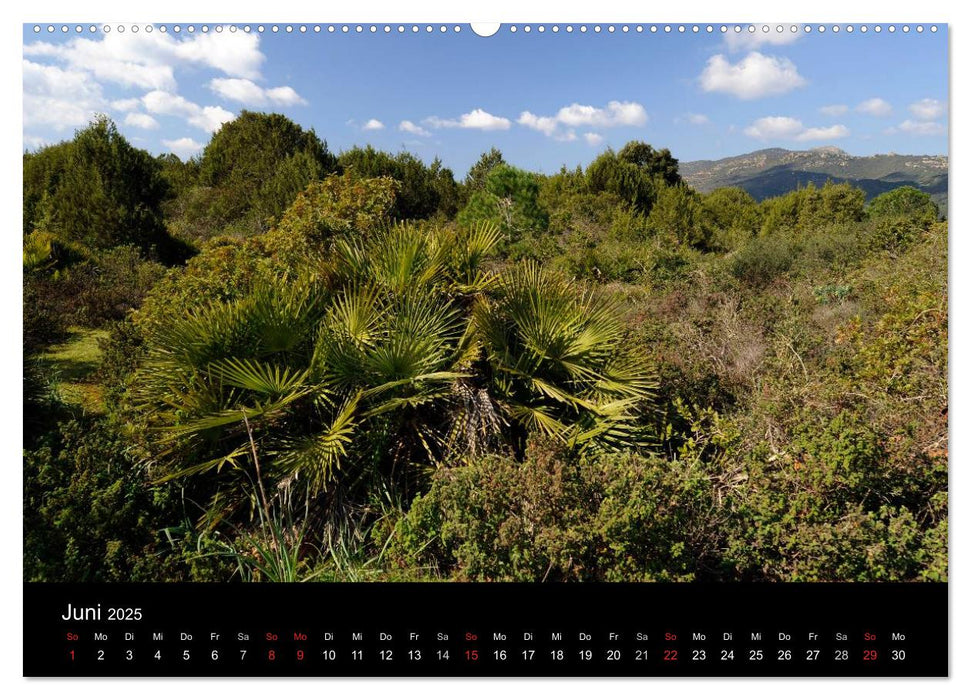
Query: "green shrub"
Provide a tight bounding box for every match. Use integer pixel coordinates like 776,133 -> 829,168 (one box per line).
338,146 -> 459,220
23,117 -> 182,260
195,111 -> 338,233
457,164 -> 549,241
647,183 -> 712,249
867,186 -> 938,225
761,182 -> 866,236
386,444 -> 720,581
730,235 -> 797,286
24,418 -> 189,582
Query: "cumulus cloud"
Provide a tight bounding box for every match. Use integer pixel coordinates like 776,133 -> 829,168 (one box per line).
518,100 -> 647,140
399,120 -> 430,137
209,78 -> 306,106
723,27 -> 802,51
141,90 -> 234,132
517,111 -> 559,136
110,97 -> 142,111
819,104 -> 849,116
889,120 -> 946,136
685,113 -> 710,125
23,28 -> 264,91
699,51 -> 806,99
162,136 -> 205,158
744,115 -> 848,142
361,118 -> 385,131
796,125 -> 850,141
584,132 -> 604,146
744,116 -> 803,139
23,59 -> 105,131
124,112 -> 160,130
909,98 -> 945,120
425,108 -> 511,131
856,97 -> 892,117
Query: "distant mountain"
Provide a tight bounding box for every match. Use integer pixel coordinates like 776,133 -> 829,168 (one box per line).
681,147 -> 948,212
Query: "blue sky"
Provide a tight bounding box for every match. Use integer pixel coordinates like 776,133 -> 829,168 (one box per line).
22,23 -> 948,175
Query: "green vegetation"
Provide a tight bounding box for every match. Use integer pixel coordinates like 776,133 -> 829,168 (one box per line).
680,146 -> 948,211
24,116 -> 947,584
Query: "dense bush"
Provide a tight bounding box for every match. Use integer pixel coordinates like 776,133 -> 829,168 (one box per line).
730,234 -> 798,286
702,187 -> 762,250
24,117 -> 187,262
386,443 -> 721,582
457,164 -> 549,241
24,417 -> 189,582
129,210 -> 653,527
23,246 -> 166,350
867,186 -> 939,224
585,141 -> 681,213
760,181 -> 866,236
193,111 -> 338,235
338,146 -> 459,220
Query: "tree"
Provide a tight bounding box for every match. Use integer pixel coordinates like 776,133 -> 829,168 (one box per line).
457,164 -> 548,239
23,116 -> 177,258
867,186 -> 939,226
196,111 -> 338,234
464,148 -> 506,192
702,187 -> 762,250
648,183 -> 713,249
337,146 -> 459,220
702,187 -> 762,234
617,141 -> 682,187
760,181 -> 866,236
585,141 -> 681,214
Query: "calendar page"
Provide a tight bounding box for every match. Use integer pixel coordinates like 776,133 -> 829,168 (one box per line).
21,18 -> 948,678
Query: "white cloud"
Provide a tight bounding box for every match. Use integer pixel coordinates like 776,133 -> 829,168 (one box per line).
398,120 -> 430,137
745,115 -> 849,142
819,104 -> 849,116
110,97 -> 142,111
891,120 -> 946,136
699,51 -> 806,99
169,30 -> 264,80
518,100 -> 647,140
208,78 -> 306,106
425,108 -> 511,131
796,124 -> 850,141
685,113 -> 710,125
909,98 -> 945,120
141,90 -> 197,118
22,59 -> 105,131
264,87 -> 304,105
141,90 -> 234,132
856,97 -> 892,117
361,119 -> 385,131
557,101 -> 648,128
162,137 -> 205,158
23,29 -> 264,92
723,27 -> 802,51
744,116 -> 804,139
124,112 -> 160,130
192,105 -> 236,132
517,111 -> 559,136
584,132 -> 604,146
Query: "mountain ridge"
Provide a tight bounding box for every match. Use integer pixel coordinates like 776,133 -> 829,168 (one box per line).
681,147 -> 948,211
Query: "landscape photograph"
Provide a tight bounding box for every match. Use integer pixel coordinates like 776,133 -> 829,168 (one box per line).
23,23 -> 948,584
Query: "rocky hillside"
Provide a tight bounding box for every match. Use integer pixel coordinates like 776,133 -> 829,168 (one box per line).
682,147 -> 948,211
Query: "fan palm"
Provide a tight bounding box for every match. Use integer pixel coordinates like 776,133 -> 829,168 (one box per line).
133,219 -> 654,526
471,261 -> 655,453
